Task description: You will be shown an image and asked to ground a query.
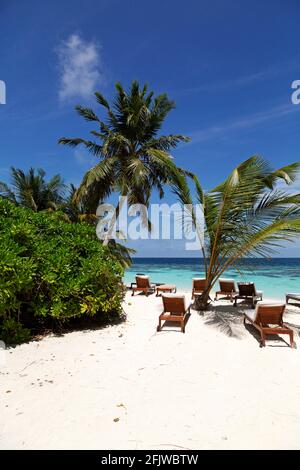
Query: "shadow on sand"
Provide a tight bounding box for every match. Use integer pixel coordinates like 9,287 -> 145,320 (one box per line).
199,302 -> 299,347
157,313 -> 191,333
200,304 -> 245,338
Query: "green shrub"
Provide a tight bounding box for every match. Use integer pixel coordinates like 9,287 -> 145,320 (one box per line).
0,199 -> 124,344
0,319 -> 31,345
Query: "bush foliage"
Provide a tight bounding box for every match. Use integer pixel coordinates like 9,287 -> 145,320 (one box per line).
0,199 -> 124,344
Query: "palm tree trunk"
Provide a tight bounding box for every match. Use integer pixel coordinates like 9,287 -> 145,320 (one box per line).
194,288 -> 212,310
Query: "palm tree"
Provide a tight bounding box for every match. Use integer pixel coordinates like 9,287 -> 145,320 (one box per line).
58,80 -> 190,244
0,167 -> 65,212
106,239 -> 136,269
172,156 -> 300,309
63,183 -> 99,223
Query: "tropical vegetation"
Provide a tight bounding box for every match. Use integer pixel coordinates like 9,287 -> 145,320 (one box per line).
0,198 -> 125,344
2,79 -> 300,342
171,156 -> 300,308
58,80 -> 190,242
0,167 -> 65,212
0,167 -> 135,268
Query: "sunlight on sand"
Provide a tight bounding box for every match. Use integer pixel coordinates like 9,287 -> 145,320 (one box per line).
1,291 -> 300,450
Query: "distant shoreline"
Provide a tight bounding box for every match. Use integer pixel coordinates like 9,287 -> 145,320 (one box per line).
124,258 -> 300,299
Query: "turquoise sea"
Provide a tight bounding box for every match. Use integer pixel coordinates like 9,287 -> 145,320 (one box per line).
124,258 -> 300,300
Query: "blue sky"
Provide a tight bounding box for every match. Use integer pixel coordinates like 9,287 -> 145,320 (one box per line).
1,0 -> 300,256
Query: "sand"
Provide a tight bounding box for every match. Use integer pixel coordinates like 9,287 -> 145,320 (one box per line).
1,291 -> 300,450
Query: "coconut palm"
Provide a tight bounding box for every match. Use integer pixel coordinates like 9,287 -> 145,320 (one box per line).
63,183 -> 99,223
171,156 -> 300,309
58,80 -> 190,243
0,167 -> 65,212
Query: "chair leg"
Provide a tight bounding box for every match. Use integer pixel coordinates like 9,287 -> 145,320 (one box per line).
132,290 -> 134,296
157,318 -> 161,332
181,320 -> 185,333
289,331 -> 294,348
214,293 -> 218,301
260,332 -> 266,347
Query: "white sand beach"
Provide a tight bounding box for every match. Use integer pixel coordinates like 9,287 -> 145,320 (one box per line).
1,291 -> 300,450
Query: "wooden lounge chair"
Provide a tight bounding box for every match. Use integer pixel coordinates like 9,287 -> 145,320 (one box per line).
214,278 -> 236,301
243,302 -> 295,348
131,275 -> 155,296
157,294 -> 190,333
156,284 -> 177,296
130,273 -> 146,289
192,278 -> 207,299
286,293 -> 300,305
233,282 -> 263,308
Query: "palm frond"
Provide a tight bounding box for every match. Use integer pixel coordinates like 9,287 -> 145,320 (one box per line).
0,182 -> 17,203
263,162 -> 300,188
106,240 -> 135,268
94,92 -> 110,110
74,157 -> 117,206
75,105 -> 101,123
174,156 -> 300,308
59,80 -> 190,225
58,137 -> 103,156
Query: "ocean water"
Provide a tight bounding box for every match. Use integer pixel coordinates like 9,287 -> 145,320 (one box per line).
124,258 -> 300,300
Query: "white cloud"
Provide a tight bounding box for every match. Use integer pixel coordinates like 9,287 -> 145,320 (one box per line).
57,34 -> 104,101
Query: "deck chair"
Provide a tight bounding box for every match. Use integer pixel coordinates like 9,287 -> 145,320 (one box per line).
243,302 -> 295,348
215,278 -> 236,301
233,282 -> 263,308
192,278 -> 207,299
131,275 -> 155,296
157,294 -> 190,333
286,293 -> 300,305
130,273 -> 145,289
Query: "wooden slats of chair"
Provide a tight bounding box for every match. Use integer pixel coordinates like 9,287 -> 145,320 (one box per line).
244,303 -> 295,348
157,295 -> 190,333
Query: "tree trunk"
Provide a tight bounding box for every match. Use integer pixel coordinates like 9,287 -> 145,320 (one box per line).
194,288 -> 212,311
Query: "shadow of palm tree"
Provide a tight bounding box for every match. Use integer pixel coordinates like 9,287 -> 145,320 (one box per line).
202,304 -> 246,338
201,303 -> 300,346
